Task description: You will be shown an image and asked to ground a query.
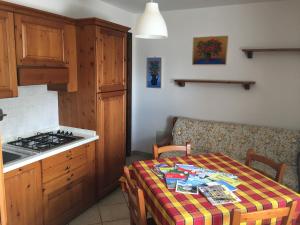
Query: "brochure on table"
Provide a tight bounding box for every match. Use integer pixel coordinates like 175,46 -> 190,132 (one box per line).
151,163 -> 241,206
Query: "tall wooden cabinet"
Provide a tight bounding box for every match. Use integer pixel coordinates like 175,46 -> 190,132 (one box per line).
59,18 -> 129,198
97,91 -> 126,192
0,10 -> 17,98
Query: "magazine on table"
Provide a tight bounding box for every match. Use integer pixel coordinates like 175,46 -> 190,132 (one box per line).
165,170 -> 188,189
151,164 -> 173,178
176,180 -> 199,195
209,174 -> 241,187
199,184 -> 241,206
175,164 -> 237,179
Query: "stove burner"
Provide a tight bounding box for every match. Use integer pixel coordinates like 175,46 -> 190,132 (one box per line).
7,131 -> 83,152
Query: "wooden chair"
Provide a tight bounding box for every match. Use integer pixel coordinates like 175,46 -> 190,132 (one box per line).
119,166 -> 155,225
153,142 -> 191,160
245,149 -> 287,183
231,201 -> 297,225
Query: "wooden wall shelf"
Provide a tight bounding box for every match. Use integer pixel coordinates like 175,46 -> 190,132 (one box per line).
174,79 -> 256,90
242,48 -> 300,59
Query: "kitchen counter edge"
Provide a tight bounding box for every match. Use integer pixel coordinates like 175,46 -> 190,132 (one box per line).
3,135 -> 99,173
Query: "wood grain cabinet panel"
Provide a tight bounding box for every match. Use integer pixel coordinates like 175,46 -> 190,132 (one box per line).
97,28 -> 127,92
97,91 -> 126,196
42,142 -> 96,225
14,14 -> 78,92
14,14 -> 66,66
0,10 -> 17,98
4,162 -> 43,225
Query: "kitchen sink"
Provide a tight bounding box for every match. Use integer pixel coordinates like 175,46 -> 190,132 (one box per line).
2,151 -> 22,164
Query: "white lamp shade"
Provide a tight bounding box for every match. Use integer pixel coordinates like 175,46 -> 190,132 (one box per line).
135,2 -> 168,39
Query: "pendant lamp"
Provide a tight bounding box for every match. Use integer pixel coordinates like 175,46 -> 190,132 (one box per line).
135,0 -> 168,39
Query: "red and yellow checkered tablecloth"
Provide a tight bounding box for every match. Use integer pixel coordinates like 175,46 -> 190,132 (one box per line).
132,153 -> 300,225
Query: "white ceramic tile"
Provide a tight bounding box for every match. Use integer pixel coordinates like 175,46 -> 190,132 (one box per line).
69,205 -> 101,225
97,188 -> 126,207
99,203 -> 130,222
0,85 -> 59,141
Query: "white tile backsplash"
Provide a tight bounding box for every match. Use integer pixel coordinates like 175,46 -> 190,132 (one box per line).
0,85 -> 59,141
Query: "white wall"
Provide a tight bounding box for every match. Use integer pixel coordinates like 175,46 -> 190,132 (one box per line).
132,0 -> 300,152
0,86 -> 59,140
3,0 -> 135,27
0,0 -> 135,141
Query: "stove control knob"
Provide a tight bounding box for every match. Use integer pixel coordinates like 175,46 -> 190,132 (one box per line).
65,131 -> 70,136
70,132 -> 73,136
57,130 -> 61,134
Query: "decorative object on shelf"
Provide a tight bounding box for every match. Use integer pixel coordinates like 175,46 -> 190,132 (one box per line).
174,79 -> 255,90
241,48 -> 300,59
147,57 -> 162,88
193,36 -> 228,65
135,0 -> 168,39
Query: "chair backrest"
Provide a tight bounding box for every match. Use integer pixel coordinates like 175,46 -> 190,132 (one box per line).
153,142 -> 191,160
120,166 -> 147,225
231,201 -> 297,225
245,149 -> 287,183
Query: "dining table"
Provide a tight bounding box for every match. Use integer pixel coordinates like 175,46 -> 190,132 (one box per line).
131,153 -> 300,225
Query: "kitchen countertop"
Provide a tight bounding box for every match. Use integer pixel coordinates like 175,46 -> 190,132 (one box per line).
2,126 -> 99,173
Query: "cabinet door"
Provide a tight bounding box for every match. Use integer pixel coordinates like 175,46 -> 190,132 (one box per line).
15,14 -> 66,66
4,162 -> 43,225
43,178 -> 86,225
96,91 -> 126,197
0,11 -> 17,98
42,143 -> 96,225
96,28 -> 127,92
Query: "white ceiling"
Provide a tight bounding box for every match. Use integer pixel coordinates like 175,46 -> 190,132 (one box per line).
100,0 -> 281,13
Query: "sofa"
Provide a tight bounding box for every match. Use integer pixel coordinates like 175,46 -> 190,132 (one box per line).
163,117 -> 300,192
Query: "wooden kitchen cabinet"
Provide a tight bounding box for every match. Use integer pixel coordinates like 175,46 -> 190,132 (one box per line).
42,142 -> 95,225
58,18 -> 129,199
0,10 -> 17,99
14,14 -> 78,92
96,28 -> 127,92
97,91 -> 126,197
4,162 -> 43,225
15,14 -> 67,66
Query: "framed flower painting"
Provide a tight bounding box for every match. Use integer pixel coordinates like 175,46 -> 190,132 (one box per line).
193,36 -> 228,65
147,57 -> 161,88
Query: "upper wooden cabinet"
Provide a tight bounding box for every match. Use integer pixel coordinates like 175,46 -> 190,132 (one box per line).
14,14 -> 78,92
15,14 -> 67,66
0,11 -> 17,98
96,27 -> 127,92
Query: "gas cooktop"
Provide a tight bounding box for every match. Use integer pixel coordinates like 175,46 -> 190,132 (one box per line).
6,130 -> 83,153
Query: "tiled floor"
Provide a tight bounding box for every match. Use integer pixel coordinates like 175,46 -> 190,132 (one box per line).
68,151 -> 152,225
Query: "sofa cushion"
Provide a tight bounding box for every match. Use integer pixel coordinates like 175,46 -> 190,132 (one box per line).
171,117 -> 300,191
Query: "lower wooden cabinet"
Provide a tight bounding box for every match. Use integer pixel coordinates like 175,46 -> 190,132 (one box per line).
3,142 -> 96,225
42,142 -> 96,225
4,162 -> 43,225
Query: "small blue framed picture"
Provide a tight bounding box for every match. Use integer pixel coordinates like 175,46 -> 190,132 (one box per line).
147,57 -> 161,88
